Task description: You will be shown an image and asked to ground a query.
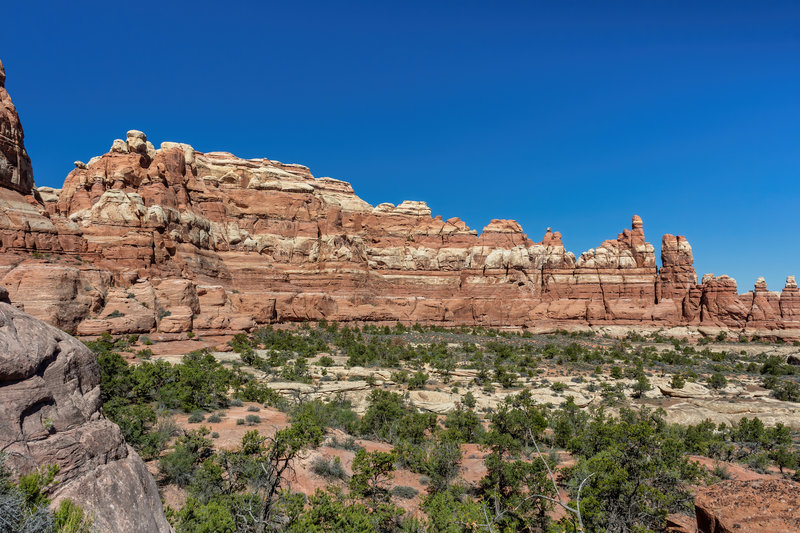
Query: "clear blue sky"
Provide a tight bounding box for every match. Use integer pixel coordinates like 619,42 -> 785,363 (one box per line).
2,1 -> 798,290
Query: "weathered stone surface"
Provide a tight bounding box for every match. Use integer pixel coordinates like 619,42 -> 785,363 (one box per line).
0,300 -> 171,532
694,479 -> 800,533
0,59 -> 34,194
0,59 -> 798,336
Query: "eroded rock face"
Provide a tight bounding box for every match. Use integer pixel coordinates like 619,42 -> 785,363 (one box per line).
0,301 -> 171,532
694,479 -> 800,533
0,59 -> 34,194
0,59 -> 798,336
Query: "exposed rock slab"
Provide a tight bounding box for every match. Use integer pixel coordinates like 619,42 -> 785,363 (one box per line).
694,479 -> 800,533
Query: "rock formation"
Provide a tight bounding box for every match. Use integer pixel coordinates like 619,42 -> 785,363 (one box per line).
694,479 -> 800,532
0,60 -> 34,195
0,300 -> 172,532
0,59 -> 799,337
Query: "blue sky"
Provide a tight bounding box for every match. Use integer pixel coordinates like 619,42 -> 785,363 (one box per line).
2,1 -> 798,290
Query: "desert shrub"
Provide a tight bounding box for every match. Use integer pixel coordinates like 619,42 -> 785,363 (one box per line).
708,372 -> 728,390
773,380 -> 800,402
207,414 -> 222,423
291,398 -> 360,435
158,428 -> 212,487
311,456 -> 347,481
712,462 -> 731,480
390,486 -> 418,499
407,371 -> 429,390
247,405 -> 261,412
188,411 -> 205,423
318,356 -> 335,367
327,436 -> 362,452
245,414 -> 261,426
359,390 -> 410,442
236,418 -> 245,426
137,348 -> 153,360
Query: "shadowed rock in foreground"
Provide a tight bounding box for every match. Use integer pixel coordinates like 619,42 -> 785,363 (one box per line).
0,299 -> 172,532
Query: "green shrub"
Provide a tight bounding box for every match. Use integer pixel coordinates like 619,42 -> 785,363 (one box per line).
311,456 -> 347,480
327,436 -> 362,452
407,371 -> 429,390
207,414 -> 222,423
245,414 -> 261,426
391,485 -> 419,499
708,373 -> 728,390
188,411 -> 205,423
136,348 -> 153,360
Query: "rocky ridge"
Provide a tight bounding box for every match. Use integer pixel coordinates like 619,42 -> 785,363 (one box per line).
0,60 -> 799,337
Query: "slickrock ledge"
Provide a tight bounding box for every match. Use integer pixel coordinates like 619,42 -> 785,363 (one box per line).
0,59 -> 799,337
694,479 -> 800,533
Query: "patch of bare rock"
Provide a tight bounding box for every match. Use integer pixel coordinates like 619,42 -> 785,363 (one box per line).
694,479 -> 800,533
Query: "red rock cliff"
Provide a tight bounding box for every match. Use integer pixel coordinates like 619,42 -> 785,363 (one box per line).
0,60 -> 798,336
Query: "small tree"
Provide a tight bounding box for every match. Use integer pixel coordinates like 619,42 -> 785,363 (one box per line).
632,373 -> 651,399
708,373 -> 728,390
350,449 -> 397,508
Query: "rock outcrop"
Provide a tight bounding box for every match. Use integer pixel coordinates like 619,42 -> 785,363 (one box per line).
0,60 -> 34,195
694,479 -> 800,532
0,59 -> 799,336
0,300 -> 172,532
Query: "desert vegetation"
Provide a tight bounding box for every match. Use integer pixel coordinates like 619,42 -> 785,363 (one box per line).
89,323 -> 800,532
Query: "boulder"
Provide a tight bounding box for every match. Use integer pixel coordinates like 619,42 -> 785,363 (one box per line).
0,300 -> 171,532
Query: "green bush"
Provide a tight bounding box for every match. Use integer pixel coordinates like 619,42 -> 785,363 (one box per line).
708,372 -> 728,390
310,456 -> 347,481
390,485 -> 418,499
407,371 -> 429,390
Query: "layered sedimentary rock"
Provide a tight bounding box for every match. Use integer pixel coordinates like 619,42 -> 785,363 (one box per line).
0,299 -> 171,532
0,60 -> 33,194
0,60 -> 798,335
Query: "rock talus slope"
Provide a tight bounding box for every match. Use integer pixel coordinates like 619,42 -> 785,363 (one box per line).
0,58 -> 799,336
0,296 -> 172,532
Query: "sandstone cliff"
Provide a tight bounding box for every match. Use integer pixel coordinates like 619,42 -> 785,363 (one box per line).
0,59 -> 798,337
0,295 -> 172,532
